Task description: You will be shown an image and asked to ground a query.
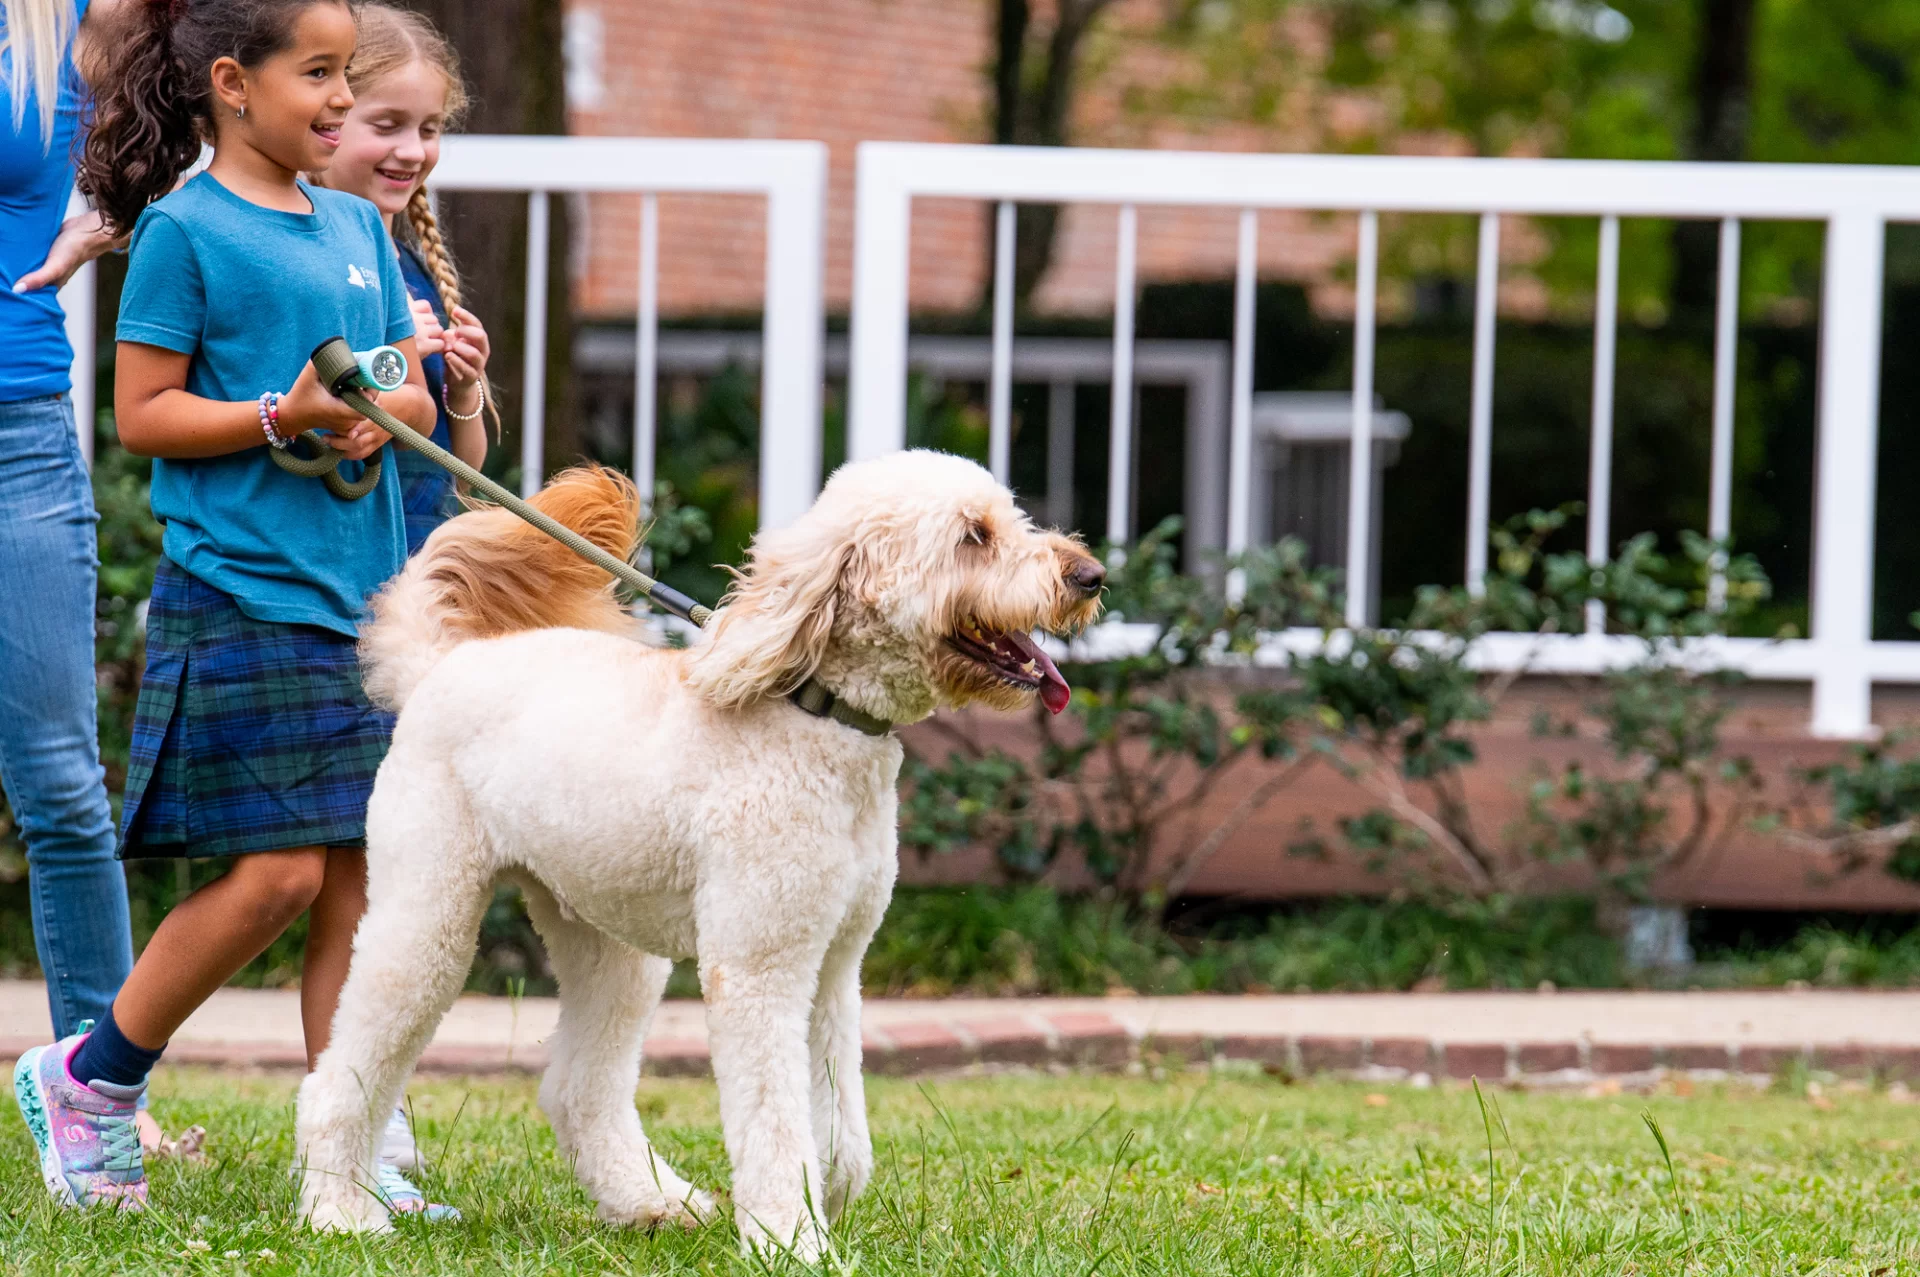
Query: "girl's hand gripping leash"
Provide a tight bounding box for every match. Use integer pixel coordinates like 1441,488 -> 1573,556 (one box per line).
267,347 -> 407,499
306,337 -> 713,628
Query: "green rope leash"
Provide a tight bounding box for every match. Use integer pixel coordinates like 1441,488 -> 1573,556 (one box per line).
303,338 -> 890,736
307,338 -> 711,628
268,429 -> 383,500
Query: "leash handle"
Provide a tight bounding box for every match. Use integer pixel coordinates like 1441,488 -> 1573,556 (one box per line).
309,338 -> 712,629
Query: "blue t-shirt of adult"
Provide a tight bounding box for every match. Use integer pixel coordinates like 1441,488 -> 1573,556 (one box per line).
0,0 -> 90,402
117,173 -> 414,637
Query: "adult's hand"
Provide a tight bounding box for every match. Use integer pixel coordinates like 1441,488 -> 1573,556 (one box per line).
12,209 -> 124,294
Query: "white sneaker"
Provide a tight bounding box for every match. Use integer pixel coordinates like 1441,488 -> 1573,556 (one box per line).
379,1105 -> 423,1172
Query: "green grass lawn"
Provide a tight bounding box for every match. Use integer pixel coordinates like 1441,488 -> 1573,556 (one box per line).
3,1067 -> 1920,1274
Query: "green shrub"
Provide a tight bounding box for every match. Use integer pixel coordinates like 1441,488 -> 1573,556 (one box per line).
906,505 -> 1777,927
862,888 -> 1628,995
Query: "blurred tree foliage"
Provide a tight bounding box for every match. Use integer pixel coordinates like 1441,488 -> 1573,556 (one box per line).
1088,0 -> 1920,315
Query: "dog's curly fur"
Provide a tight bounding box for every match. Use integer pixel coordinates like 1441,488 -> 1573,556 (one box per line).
295,451 -> 1103,1258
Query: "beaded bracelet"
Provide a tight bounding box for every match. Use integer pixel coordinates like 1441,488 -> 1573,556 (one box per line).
257,391 -> 288,449
442,379 -> 485,422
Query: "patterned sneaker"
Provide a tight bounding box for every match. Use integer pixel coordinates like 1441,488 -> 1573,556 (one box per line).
12,1024 -> 148,1211
379,1104 -> 422,1171
375,1160 -> 461,1223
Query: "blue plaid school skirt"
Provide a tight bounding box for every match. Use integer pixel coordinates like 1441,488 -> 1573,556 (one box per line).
397,448 -> 458,556
118,558 -> 395,859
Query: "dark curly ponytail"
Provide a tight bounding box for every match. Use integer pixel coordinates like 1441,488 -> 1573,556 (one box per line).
79,0 -> 345,236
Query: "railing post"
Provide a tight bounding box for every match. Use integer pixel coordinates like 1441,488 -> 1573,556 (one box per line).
1107,204 -> 1138,547
988,201 -> 1016,485
60,262 -> 95,468
1466,212 -> 1500,595
1345,211 -> 1378,627
1226,208 -> 1257,602
1809,210 -> 1885,738
1586,214 -> 1620,635
520,190 -> 550,497
59,190 -> 94,466
1708,217 -> 1741,610
848,145 -> 912,462
759,146 -> 827,529
633,193 -> 659,506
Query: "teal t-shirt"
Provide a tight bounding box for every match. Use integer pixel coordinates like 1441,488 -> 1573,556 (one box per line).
117,174 -> 413,637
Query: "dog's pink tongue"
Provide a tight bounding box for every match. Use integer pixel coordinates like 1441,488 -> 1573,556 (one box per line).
1038,664 -> 1071,715
1006,631 -> 1072,715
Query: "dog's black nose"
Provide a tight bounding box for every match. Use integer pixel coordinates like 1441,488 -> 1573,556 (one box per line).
1066,559 -> 1106,596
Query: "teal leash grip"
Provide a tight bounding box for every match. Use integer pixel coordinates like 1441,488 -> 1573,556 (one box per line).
269,340 -> 404,499
305,336 -> 712,629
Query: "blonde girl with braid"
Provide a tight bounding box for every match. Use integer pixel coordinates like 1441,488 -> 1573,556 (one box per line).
315,3 -> 496,553
299,2 -> 495,1184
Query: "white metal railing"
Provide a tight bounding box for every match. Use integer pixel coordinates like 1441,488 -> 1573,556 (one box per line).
59,135 -> 1920,738
56,205 -> 96,468
64,134 -> 829,530
848,142 -> 1920,738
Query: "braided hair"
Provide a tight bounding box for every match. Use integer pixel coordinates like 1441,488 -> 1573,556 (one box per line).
403,185 -> 500,439
347,4 -> 498,438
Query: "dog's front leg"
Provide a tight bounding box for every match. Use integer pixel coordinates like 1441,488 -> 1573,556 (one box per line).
298,767 -> 495,1232
701,913 -> 835,1262
810,873 -> 888,1222
297,844 -> 491,1230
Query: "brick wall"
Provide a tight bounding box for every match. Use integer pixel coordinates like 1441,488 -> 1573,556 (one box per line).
562,0 -> 1383,320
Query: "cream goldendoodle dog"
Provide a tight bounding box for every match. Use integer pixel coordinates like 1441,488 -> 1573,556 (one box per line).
294,451 -> 1104,1257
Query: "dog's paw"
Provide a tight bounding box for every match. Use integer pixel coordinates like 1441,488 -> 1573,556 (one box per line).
594,1186 -> 713,1232
302,1197 -> 393,1235
741,1220 -> 829,1266
669,1186 -> 718,1228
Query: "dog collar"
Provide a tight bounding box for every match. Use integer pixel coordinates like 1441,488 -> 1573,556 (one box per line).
790,679 -> 894,737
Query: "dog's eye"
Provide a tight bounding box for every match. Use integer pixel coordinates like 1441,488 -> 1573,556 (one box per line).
961,519 -> 991,548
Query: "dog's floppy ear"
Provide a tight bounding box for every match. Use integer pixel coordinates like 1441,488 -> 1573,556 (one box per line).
684,521 -> 859,711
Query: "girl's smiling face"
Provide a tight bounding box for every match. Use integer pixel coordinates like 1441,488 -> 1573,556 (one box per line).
212,1 -> 359,176
324,63 -> 450,220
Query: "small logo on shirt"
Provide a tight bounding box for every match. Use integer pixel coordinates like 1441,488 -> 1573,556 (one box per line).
347,263 -> 371,289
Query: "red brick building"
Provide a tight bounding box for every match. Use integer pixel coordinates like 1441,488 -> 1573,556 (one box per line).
559,0 -> 1375,321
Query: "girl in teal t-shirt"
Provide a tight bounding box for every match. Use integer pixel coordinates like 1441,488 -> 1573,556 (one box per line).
9,0 -> 451,1217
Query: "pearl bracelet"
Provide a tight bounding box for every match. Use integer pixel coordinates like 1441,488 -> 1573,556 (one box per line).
258,391 -> 288,449
442,380 -> 485,422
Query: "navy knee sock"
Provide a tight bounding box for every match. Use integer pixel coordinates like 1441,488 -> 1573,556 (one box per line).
67,1006 -> 165,1090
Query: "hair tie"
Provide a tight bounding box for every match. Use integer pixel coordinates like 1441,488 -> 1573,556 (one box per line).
147,0 -> 189,21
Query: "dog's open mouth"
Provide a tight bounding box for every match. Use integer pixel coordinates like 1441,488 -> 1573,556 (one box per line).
948,621 -> 1072,714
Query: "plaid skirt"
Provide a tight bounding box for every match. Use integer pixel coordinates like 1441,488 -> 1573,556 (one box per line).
397,448 -> 458,556
118,558 -> 395,859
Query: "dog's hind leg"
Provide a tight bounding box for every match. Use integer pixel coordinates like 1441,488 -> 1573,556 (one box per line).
520,880 -> 711,1229
296,769 -> 491,1232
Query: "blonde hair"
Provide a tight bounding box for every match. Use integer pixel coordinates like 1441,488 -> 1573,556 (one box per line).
4,0 -> 76,143
346,4 -> 499,437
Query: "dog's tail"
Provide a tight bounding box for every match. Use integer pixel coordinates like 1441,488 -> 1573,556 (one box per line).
359,465 -> 645,712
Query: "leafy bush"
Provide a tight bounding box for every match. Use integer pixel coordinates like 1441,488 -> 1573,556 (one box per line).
905,505 -> 1778,928
905,516 -> 1327,909
862,887 -> 1626,995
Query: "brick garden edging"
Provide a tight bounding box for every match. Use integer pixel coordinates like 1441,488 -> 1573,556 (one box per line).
9,1015 -> 1902,1083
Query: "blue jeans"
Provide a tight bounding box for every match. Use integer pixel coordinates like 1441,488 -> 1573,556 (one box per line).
0,394 -> 132,1038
